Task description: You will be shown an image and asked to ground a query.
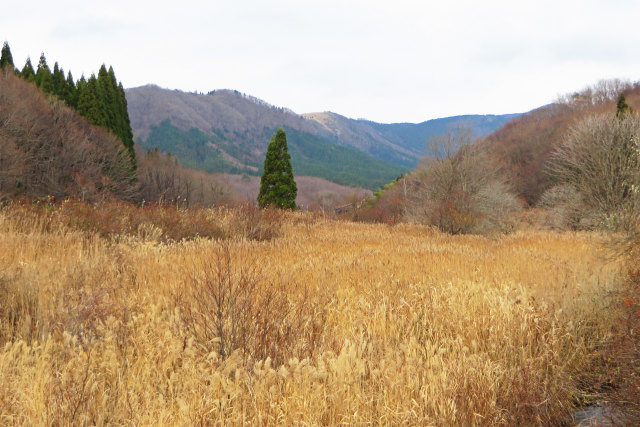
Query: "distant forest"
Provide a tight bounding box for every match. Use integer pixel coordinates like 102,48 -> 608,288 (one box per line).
142,120 -> 406,190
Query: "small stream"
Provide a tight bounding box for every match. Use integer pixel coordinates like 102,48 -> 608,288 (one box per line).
574,402 -> 625,426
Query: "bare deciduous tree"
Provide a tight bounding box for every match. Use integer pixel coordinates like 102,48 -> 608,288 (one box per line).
405,126 -> 521,234
136,147 -> 232,207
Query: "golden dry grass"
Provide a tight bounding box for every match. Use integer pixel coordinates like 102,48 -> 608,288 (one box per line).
0,206 -> 626,425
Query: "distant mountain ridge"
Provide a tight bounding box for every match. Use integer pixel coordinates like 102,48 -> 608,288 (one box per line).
302,112 -> 521,166
125,85 -> 519,189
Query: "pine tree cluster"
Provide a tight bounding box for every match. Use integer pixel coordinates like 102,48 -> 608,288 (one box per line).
1,42 -> 135,169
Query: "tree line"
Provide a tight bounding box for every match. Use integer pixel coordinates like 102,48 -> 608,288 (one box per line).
0,41 -> 135,169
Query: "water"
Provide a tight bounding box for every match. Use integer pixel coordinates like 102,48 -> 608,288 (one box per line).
574,402 -> 626,426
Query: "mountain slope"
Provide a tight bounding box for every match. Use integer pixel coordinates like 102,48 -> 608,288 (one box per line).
126,85 -> 519,189
478,81 -> 640,205
302,112 -> 520,165
141,118 -> 404,189
0,71 -> 136,201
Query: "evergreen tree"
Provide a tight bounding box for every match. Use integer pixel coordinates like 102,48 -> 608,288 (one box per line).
117,81 -> 136,168
35,53 -> 53,94
0,41 -> 15,71
10,48 -> 137,172
21,57 -> 36,82
77,74 -> 106,126
93,65 -> 136,169
75,75 -> 87,96
51,62 -> 67,98
65,71 -> 78,108
258,128 -> 297,209
97,64 -> 116,128
616,93 -> 631,118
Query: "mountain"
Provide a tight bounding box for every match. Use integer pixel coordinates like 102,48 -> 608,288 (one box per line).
302,112 -> 520,165
125,85 -> 519,189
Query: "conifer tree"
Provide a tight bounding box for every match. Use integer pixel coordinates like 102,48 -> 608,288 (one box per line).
51,62 -> 67,98
92,65 -> 136,168
616,93 -> 631,118
116,79 -> 135,167
35,53 -> 53,94
65,71 -> 78,108
0,41 -> 15,71
258,128 -> 297,209
77,74 -> 106,126
10,47 -> 136,171
97,64 -> 116,128
21,57 -> 36,82
75,75 -> 87,96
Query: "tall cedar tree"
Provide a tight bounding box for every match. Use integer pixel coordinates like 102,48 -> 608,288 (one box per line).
51,62 -> 67,99
21,57 -> 35,82
0,42 -> 15,71
117,79 -> 136,166
35,53 -> 53,94
77,74 -> 106,126
258,128 -> 297,209
65,71 -> 78,108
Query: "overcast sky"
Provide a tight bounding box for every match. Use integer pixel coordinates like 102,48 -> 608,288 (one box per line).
2,0 -> 640,123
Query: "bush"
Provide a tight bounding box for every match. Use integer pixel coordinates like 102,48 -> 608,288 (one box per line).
545,113 -> 640,231
173,243 -> 324,365
1,199 -> 284,243
405,128 -> 521,234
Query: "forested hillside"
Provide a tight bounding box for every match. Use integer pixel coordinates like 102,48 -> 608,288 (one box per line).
126,85 -> 517,189
303,111 -> 519,164
0,70 -> 136,201
0,43 -> 231,207
360,79 -> 640,235
1,42 -> 135,168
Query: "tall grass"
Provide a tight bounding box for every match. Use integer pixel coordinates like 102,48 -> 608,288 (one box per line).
0,202 -> 625,424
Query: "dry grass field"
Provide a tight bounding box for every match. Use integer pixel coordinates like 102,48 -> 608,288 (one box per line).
0,203 -> 627,425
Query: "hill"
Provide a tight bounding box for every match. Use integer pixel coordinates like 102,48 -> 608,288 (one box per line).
126,85 -> 518,189
303,111 -> 519,164
478,80 -> 640,205
0,70 -> 136,201
0,70 -> 375,207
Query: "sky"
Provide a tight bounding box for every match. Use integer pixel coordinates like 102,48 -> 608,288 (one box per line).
2,0 -> 640,123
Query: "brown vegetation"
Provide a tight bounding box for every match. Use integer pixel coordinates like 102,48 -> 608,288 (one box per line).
403,127 -> 521,234
355,126 -> 521,233
223,172 -> 371,211
0,70 -> 136,202
543,113 -> 640,230
3,70 -> 640,423
480,79 -> 640,206
0,202 -> 629,424
2,199 -> 283,243
0,71 -> 233,207
137,148 -> 233,207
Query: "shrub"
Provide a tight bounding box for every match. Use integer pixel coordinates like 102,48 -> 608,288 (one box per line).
1,199 -> 284,243
405,129 -> 521,234
174,243 -> 324,365
545,113 -> 640,231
